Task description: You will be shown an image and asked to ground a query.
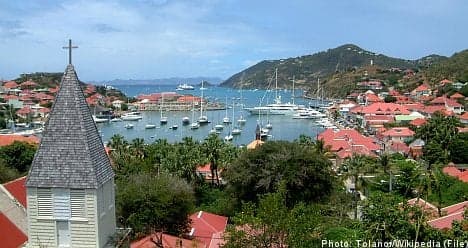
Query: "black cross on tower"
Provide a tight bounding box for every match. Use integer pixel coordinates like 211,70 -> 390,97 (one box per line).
62,39 -> 78,65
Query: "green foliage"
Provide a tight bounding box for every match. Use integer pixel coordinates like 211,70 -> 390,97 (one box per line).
195,184 -> 237,217
426,173 -> 468,207
223,141 -> 335,205
0,161 -> 21,183
116,173 -> 195,238
0,141 -> 37,173
424,49 -> 468,83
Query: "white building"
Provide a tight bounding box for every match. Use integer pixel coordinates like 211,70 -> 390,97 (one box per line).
26,64 -> 116,247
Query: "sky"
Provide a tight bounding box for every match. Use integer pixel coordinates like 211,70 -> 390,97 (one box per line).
0,0 -> 467,81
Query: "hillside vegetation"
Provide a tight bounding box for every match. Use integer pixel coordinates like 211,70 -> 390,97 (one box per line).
221,44 -> 447,90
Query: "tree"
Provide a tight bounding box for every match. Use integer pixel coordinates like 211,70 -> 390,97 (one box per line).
116,173 -> 195,238
201,134 -> 233,185
0,141 -> 37,173
223,141 -> 335,205
384,95 -> 397,103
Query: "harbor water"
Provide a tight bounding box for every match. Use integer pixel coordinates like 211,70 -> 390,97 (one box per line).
97,85 -> 325,145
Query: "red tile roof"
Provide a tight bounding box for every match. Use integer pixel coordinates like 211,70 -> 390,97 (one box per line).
3,81 -> 19,89
439,79 -> 453,85
427,211 -> 465,230
412,84 -> 430,92
382,127 -> 414,138
409,118 -> 426,127
2,176 -> 27,208
407,198 -> 438,214
350,103 -> 410,115
390,141 -> 410,154
0,135 -> 39,146
0,213 -> 27,247
189,211 -> 228,248
459,171 -> 468,183
318,129 -> 380,157
450,92 -> 465,99
131,232 -> 205,248
459,112 -> 468,121
441,201 -> 468,215
442,166 -> 462,177
365,93 -> 383,103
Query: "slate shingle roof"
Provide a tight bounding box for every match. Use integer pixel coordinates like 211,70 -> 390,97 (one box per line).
26,65 -> 114,189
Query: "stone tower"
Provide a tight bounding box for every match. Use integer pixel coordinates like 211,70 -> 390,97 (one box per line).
26,63 -> 116,247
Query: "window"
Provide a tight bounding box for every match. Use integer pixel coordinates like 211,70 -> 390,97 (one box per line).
37,188 -> 53,217
53,188 -> 70,220
70,189 -> 86,218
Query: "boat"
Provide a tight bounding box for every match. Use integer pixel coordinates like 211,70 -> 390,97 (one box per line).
209,128 -> 217,134
125,123 -> 134,129
198,81 -> 209,125
93,115 -> 108,123
190,122 -> 200,129
170,125 -> 178,130
121,112 -> 143,121
160,93 -> 168,125
292,109 -> 326,119
214,124 -> 224,130
182,116 -> 190,125
237,116 -> 246,125
110,118 -> 122,122
265,122 -> 273,129
224,133 -> 233,141
223,97 -> 230,123
232,128 -> 241,135
245,69 -> 301,115
176,83 -> 194,90
145,124 -> 156,129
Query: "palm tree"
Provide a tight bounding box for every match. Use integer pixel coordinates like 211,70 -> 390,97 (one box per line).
202,134 -> 225,185
377,153 -> 393,191
130,138 -> 145,159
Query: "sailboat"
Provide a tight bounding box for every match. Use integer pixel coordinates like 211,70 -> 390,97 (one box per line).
198,81 -> 209,125
160,93 -> 168,125
223,96 -> 230,124
245,68 -> 300,115
182,116 -> 190,125
231,101 -> 242,135
237,86 -> 247,125
190,101 -> 200,130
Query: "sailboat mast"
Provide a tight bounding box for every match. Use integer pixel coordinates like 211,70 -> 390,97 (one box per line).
275,68 -> 278,101
200,81 -> 204,117
292,75 -> 295,105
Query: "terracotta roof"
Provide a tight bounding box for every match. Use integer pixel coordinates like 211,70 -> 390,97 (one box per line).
459,112 -> 468,120
3,81 -> 19,89
189,211 -> 228,248
0,135 -> 39,146
441,201 -> 468,215
382,127 -> 415,137
439,79 -> 453,85
0,213 -> 27,247
427,211 -> 465,230
410,118 -> 426,127
450,92 -> 464,99
412,84 -> 430,92
350,103 -> 410,115
365,93 -> 383,102
407,198 -> 438,213
2,176 -> 27,207
197,164 -> 211,173
318,128 -> 380,156
131,232 -> 205,248
390,141 -> 410,154
459,171 -> 468,183
442,166 -> 462,177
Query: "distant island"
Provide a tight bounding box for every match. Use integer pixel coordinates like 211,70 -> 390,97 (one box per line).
100,77 -> 223,86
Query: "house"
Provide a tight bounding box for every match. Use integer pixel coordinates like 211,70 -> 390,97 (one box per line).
442,164 -> 468,183
427,201 -> 468,230
0,134 -> 39,146
450,92 -> 464,100
132,211 -> 228,248
357,80 -> 383,90
381,127 -> 414,142
409,138 -> 425,159
112,99 -> 124,109
411,84 -> 432,99
350,102 -> 410,116
430,96 -> 464,114
0,176 -> 28,248
459,112 -> 468,125
3,81 -> 19,89
439,79 -> 453,86
131,232 -> 205,248
409,118 -> 427,127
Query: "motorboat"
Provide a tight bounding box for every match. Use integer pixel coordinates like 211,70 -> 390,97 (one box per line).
110,118 -> 122,122
145,124 -> 156,129
93,115 -> 108,123
190,122 -> 200,129
125,123 -> 134,129
214,124 -> 224,130
182,117 -> 190,125
170,125 -> 178,130
224,133 -> 233,141
160,117 -> 168,125
121,112 -> 143,121
176,83 -> 194,90
231,127 -> 242,135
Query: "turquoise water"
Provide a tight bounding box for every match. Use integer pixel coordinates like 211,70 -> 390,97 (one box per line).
97,85 -> 323,145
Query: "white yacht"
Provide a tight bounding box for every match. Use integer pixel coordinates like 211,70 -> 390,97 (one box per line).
182,116 -> 190,125
215,124 -> 224,130
176,83 -> 194,90
246,69 -> 301,115
124,123 -> 134,129
93,115 -> 108,123
145,124 -> 156,129
292,109 -> 326,119
121,112 -> 143,121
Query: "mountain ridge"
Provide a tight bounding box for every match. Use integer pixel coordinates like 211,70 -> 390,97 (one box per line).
220,44 -> 449,89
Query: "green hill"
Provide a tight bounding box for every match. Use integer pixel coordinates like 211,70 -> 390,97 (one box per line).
423,50 -> 468,83
221,44 -> 435,89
